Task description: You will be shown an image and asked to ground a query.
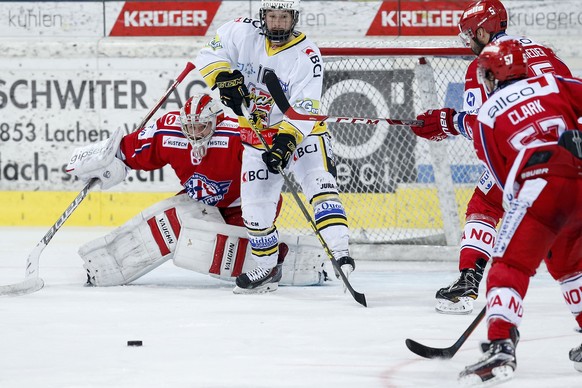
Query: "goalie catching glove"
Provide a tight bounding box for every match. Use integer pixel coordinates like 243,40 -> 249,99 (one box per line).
262,133 -> 296,174
65,127 -> 129,190
411,108 -> 459,142
214,70 -> 250,116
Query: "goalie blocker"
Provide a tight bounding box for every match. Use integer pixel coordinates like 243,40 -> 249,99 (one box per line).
80,195 -> 326,287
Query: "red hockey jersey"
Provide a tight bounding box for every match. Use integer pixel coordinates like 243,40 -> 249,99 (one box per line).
458,33 -> 572,139
474,73 -> 582,190
119,112 -> 242,208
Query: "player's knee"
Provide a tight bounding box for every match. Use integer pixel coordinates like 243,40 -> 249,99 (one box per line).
487,261 -> 530,297
300,171 -> 339,202
242,202 -> 277,230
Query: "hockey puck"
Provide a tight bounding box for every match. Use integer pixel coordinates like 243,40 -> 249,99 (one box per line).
127,340 -> 143,347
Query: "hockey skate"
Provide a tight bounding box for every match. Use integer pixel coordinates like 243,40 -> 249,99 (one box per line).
569,343 -> 582,372
435,259 -> 486,314
459,338 -> 516,386
233,243 -> 287,294
333,256 -> 355,278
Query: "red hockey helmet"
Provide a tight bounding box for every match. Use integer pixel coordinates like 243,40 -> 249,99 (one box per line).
179,94 -> 224,159
458,0 -> 508,47
477,39 -> 528,93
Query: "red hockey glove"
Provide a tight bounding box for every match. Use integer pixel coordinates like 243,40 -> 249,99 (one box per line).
411,108 -> 459,142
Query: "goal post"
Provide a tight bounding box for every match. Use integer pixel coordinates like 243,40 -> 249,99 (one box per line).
276,44 -> 480,261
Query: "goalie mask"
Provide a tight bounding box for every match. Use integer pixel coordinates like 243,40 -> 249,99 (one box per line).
260,0 -> 300,44
458,0 -> 507,53
179,94 -> 224,159
477,39 -> 528,94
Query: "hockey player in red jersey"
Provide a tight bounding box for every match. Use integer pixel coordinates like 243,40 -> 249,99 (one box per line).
457,39 -> 582,386
65,94 -> 326,288
120,93 -> 243,223
410,0 -> 573,314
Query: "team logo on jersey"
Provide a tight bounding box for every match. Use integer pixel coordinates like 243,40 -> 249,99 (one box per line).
184,173 -> 231,206
137,124 -> 156,140
208,136 -> 229,148
302,47 -> 322,78
466,91 -> 477,108
293,99 -> 319,114
208,34 -> 222,50
303,47 -> 316,56
238,62 -> 256,78
162,136 -> 189,149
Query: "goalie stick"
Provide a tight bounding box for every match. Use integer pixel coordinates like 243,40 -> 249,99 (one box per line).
405,306 -> 486,359
0,62 -> 196,297
0,178 -> 99,296
241,105 -> 367,307
263,71 -> 423,127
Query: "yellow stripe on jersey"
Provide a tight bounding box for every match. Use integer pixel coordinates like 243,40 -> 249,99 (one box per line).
251,245 -> 279,257
265,32 -> 306,56
311,121 -> 328,135
310,193 -> 339,205
198,61 -> 232,87
315,216 -> 349,231
278,121 -> 304,144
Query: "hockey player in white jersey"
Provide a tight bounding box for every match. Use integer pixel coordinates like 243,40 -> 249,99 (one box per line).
196,0 -> 355,294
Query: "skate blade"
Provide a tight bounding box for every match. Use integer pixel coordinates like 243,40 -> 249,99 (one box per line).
435,297 -> 474,315
459,365 -> 514,387
233,282 -> 278,295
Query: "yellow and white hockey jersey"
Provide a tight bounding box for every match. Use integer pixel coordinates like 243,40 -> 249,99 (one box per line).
195,17 -> 327,148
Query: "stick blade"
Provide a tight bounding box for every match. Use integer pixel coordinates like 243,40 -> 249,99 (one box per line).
353,291 -> 367,307
0,277 -> 45,296
405,338 -> 454,359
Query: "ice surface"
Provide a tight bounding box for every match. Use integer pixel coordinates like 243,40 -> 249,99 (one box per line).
0,227 -> 580,388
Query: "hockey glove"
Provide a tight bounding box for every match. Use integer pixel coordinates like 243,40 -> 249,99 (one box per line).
261,133 -> 296,174
411,108 -> 459,142
215,70 -> 250,116
65,127 -> 129,190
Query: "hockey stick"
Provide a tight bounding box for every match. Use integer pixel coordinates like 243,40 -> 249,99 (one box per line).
241,105 -> 367,307
263,71 -> 423,127
405,306 -> 486,359
0,62 -> 196,297
0,178 -> 99,296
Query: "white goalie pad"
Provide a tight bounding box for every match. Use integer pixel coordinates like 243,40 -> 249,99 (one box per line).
173,219 -> 326,286
79,194 -> 223,286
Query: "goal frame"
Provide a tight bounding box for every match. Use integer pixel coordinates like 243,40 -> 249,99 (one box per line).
278,45 -> 477,261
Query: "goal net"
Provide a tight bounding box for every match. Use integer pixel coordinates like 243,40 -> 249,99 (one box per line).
276,44 -> 482,261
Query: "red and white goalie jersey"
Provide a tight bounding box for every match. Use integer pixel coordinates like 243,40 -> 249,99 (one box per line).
119,112 -> 242,209
475,73 -> 582,197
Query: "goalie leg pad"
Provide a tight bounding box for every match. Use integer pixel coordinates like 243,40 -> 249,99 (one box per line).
173,219 -> 326,286
80,194 -> 223,286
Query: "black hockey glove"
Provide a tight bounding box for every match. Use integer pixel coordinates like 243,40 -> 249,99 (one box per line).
214,70 -> 250,116
261,133 -> 296,174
